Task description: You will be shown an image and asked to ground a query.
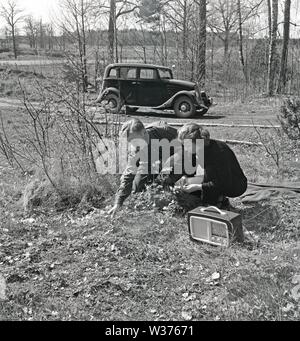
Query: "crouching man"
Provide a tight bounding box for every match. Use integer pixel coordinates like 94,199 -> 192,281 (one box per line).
159,123 -> 248,210
108,119 -> 178,217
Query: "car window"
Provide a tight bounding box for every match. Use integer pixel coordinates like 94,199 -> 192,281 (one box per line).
158,69 -> 172,79
108,68 -> 118,78
140,68 -> 157,80
120,67 -> 137,79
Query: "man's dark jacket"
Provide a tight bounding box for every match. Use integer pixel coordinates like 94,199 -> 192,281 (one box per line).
162,139 -> 248,205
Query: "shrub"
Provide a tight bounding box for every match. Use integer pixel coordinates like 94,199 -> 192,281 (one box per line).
278,97 -> 300,141
0,77 -> 120,213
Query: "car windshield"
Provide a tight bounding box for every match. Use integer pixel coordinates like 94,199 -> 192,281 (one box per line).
158,69 -> 172,79
108,68 -> 118,78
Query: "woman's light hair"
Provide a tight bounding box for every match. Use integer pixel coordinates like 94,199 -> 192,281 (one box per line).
120,119 -> 145,139
178,123 -> 205,142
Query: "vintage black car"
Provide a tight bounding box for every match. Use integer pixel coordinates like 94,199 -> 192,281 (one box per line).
96,63 -> 212,118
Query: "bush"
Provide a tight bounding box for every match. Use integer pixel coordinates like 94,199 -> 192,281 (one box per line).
45,51 -> 64,58
253,99 -> 300,177
0,78 -> 120,213
279,97 -> 300,141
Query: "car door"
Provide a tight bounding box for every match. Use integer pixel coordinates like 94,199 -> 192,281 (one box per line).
137,68 -> 164,107
157,68 -> 172,103
118,67 -> 138,105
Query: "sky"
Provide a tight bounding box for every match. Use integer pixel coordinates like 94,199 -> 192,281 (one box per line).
0,0 -> 59,22
0,0 -> 299,37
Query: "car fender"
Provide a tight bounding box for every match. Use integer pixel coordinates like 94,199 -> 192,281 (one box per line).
153,90 -> 197,110
95,87 -> 121,103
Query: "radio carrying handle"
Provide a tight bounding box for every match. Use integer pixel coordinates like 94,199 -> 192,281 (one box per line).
200,206 -> 226,216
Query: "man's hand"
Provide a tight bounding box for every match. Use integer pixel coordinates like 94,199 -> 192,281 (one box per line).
182,184 -> 202,194
108,204 -> 121,218
175,176 -> 188,188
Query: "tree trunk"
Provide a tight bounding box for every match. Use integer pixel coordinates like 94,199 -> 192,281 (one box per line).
277,0 -> 291,94
182,0 -> 188,60
267,0 -> 278,96
12,26 -> 17,59
39,20 -> 45,49
115,12 -> 119,63
267,0 -> 272,40
210,34 -> 214,80
237,0 -> 248,84
224,30 -> 230,61
196,0 -> 206,86
143,46 -> 147,63
81,0 -> 88,92
162,16 -> 168,65
108,0 -> 116,63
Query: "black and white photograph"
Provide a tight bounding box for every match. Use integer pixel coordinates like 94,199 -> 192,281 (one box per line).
0,0 -> 299,325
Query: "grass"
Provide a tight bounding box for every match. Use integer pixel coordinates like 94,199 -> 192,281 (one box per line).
0,65 -> 300,321
0,195 -> 299,321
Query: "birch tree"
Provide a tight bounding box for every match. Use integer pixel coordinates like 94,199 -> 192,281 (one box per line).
277,0 -> 291,94
237,0 -> 248,83
196,0 -> 207,86
267,0 -> 278,96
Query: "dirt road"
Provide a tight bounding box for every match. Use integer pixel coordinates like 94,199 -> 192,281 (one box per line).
0,95 -> 280,127
0,59 -> 64,66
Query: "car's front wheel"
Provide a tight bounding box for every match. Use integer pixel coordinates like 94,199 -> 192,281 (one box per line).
174,96 -> 196,118
103,93 -> 123,114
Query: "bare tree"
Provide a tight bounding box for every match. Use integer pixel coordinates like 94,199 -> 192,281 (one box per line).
0,0 -> 24,59
108,0 -> 139,63
267,0 -> 272,39
237,0 -> 248,83
208,0 -> 263,61
59,0 -> 94,92
45,24 -> 54,51
277,0 -> 291,94
39,19 -> 45,49
196,0 -> 207,86
163,0 -> 193,62
108,0 -> 116,63
267,0 -> 278,96
139,0 -> 183,66
24,16 -> 38,50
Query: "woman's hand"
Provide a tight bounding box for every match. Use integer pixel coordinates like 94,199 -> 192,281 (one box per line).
182,184 -> 203,194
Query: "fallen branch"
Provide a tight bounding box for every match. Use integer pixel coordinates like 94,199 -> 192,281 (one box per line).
166,122 -> 281,129
93,120 -> 263,146
219,139 -> 263,147
93,119 -> 280,129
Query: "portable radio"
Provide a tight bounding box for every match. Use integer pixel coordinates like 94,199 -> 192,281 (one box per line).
187,206 -> 244,247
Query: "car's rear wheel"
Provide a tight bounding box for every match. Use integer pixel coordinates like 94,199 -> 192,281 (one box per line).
103,93 -> 123,114
174,96 -> 196,118
197,108 -> 209,117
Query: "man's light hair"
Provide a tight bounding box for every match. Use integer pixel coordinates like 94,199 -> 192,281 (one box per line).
201,129 -> 210,140
120,119 -> 145,139
178,123 -> 204,143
